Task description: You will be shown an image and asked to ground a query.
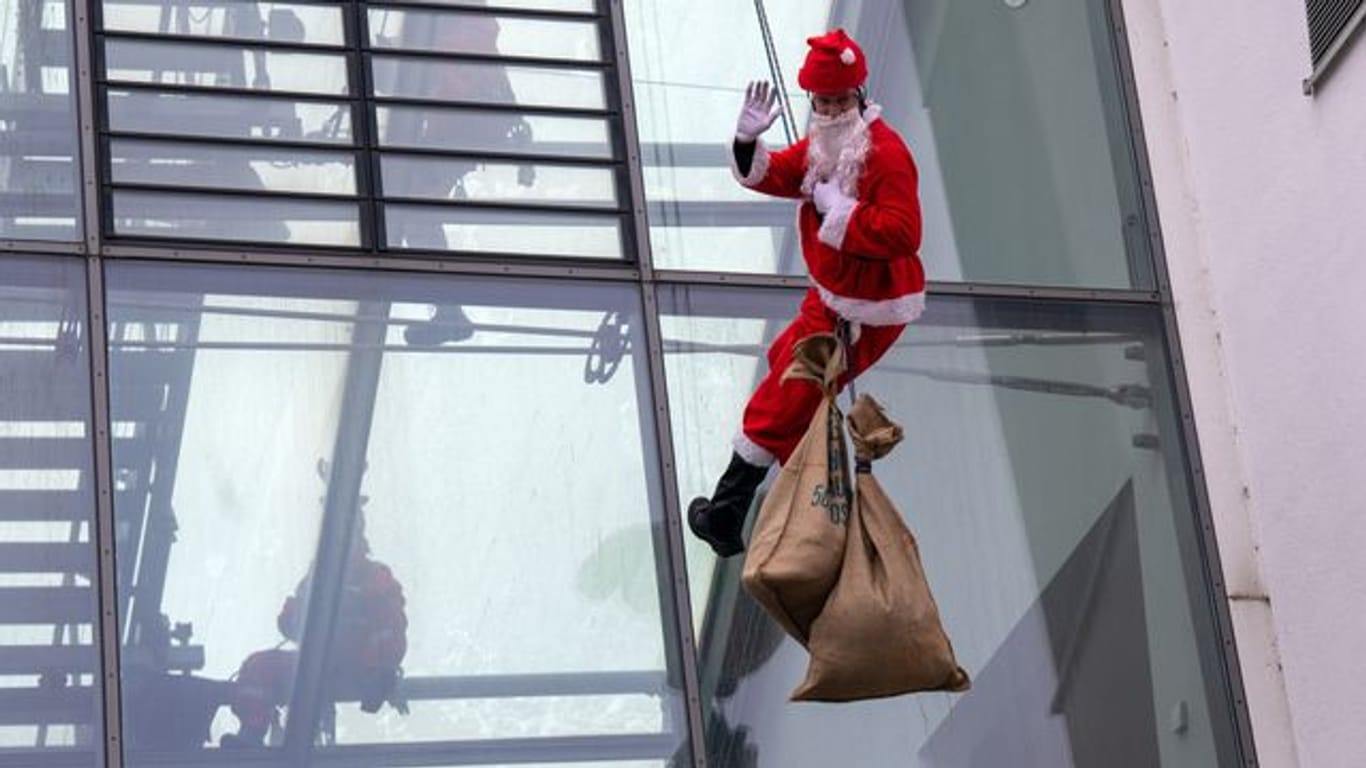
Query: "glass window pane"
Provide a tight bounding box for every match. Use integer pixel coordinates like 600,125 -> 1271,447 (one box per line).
659,285 -> 1241,766
382,155 -> 617,208
0,256 -> 103,765
368,8 -> 602,61
104,38 -> 350,95
106,263 -> 688,764
397,0 -> 597,12
385,205 -> 622,258
1,0 -> 82,240
626,2 -> 1154,289
102,1 -> 346,46
107,266 -> 359,759
110,139 -> 357,196
376,106 -> 612,159
371,56 -> 607,110
895,1 -> 1150,287
622,0 -> 824,275
107,90 -> 354,145
112,191 -> 360,246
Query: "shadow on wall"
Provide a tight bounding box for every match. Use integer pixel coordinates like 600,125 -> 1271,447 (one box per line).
919,480 -> 1159,767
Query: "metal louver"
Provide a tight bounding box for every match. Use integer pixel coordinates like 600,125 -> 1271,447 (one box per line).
1307,0 -> 1366,64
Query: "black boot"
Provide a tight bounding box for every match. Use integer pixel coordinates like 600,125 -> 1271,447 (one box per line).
404,304 -> 476,347
220,724 -> 267,749
688,452 -> 768,557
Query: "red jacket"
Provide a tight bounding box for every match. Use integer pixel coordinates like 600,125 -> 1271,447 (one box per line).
277,558 -> 407,672
733,109 -> 926,326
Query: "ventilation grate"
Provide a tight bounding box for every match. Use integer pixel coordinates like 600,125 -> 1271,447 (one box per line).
1307,0 -> 1366,64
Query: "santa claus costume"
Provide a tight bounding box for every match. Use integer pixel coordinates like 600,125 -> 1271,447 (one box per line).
688,29 -> 925,557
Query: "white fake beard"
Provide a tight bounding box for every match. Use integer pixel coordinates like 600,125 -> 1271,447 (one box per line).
802,107 -> 870,198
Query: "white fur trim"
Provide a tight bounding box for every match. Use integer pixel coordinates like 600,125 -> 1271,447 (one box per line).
730,139 -> 770,188
733,431 -> 777,467
817,198 -> 857,249
862,103 -> 882,125
840,48 -> 856,65
812,279 -> 927,326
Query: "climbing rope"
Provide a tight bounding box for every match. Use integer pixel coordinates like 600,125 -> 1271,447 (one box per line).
753,0 -> 798,144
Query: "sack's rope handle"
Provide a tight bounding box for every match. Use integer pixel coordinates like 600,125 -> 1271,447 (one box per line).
838,319 -> 858,408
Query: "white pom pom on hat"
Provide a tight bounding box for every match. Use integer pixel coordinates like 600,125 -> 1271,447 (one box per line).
840,47 -> 856,65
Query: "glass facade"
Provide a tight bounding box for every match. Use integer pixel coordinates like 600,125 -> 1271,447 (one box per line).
1,0 -> 83,240
0,1 -> 1251,767
0,256 -> 104,765
104,262 -> 689,764
97,0 -> 630,258
626,0 -> 1153,288
661,286 -> 1237,766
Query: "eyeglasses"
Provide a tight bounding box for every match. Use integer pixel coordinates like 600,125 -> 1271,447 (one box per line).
810,90 -> 862,115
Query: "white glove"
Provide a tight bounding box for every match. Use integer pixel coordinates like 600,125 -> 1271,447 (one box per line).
735,81 -> 781,141
812,179 -> 854,214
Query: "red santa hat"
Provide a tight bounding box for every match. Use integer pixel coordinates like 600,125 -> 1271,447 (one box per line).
797,28 -> 868,93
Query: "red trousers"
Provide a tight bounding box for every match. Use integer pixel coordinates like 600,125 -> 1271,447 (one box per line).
737,290 -> 904,466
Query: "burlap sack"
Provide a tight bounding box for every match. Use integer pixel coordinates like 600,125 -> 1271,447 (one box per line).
793,393 -> 970,701
741,334 -> 852,646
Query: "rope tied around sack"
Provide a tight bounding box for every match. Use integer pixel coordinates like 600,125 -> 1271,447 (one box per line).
779,333 -> 851,523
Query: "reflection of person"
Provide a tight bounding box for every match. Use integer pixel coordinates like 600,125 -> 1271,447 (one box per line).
402,12 -> 535,211
220,518 -> 407,748
400,10 -> 533,344
120,3 -> 299,242
688,30 -> 926,557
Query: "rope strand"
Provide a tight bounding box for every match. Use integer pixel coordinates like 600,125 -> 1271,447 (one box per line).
753,0 -> 799,144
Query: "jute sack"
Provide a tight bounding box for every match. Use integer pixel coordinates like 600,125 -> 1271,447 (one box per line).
741,333 -> 852,646
793,393 -> 971,701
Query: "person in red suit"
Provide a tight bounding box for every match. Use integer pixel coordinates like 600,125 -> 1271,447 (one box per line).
221,518 -> 407,748
688,29 -> 926,557
399,8 -> 534,346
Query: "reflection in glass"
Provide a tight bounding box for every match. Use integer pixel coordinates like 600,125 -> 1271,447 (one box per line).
659,285 -> 1241,766
113,191 -> 360,246
111,139 -> 357,196
376,106 -> 612,160
0,256 -> 102,764
1,0 -> 82,239
396,0 -> 597,12
104,263 -> 688,764
104,38 -> 350,95
385,205 -> 622,258
368,8 -> 602,61
892,1 -> 1151,287
101,0 -> 346,46
107,90 -> 354,145
624,0 -> 825,275
382,155 -> 617,208
106,267 -> 358,757
371,56 -> 608,110
625,1 -> 1153,288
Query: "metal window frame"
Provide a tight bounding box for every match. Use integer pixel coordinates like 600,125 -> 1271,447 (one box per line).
69,2 -> 124,768
604,0 -> 707,764
91,0 -> 634,262
0,0 -> 1258,765
1107,0 -> 1259,763
99,28 -> 352,53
